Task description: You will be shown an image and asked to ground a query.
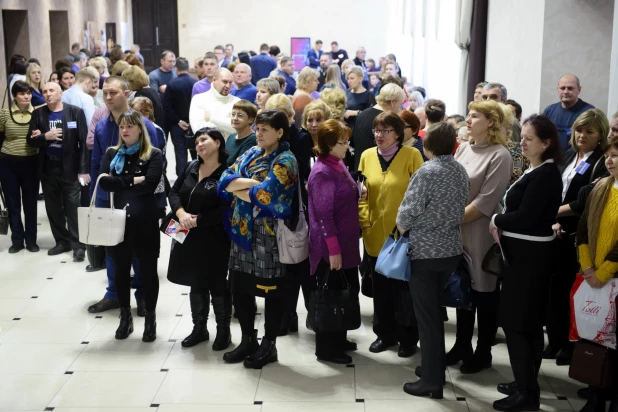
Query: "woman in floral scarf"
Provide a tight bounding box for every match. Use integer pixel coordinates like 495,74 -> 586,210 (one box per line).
218,110 -> 298,369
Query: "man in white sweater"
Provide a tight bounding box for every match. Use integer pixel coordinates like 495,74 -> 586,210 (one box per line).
189,68 -> 239,139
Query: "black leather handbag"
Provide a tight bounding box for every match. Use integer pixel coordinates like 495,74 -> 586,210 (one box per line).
482,242 -> 507,277
359,253 -> 374,298
569,340 -> 614,388
0,183 -> 8,235
442,253 -> 473,310
306,269 -> 361,333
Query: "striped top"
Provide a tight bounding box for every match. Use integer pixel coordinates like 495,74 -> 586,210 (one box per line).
0,103 -> 38,156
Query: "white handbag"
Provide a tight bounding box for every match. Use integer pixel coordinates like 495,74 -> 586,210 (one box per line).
277,178 -> 309,264
78,173 -> 126,246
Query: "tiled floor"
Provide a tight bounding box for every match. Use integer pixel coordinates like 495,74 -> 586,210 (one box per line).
0,156 -> 585,411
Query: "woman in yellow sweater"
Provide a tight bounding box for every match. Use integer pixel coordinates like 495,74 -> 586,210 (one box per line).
575,135 -> 618,411
359,111 -> 424,356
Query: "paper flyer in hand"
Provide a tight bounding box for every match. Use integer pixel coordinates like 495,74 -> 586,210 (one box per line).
164,219 -> 189,244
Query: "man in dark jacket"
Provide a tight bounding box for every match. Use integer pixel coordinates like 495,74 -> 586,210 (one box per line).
27,82 -> 89,262
162,57 -> 197,176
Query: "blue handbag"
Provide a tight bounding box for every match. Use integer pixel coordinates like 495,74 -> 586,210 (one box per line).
375,228 -> 411,281
441,252 -> 473,310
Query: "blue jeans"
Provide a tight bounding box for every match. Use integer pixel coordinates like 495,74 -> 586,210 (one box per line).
0,156 -> 39,246
95,197 -> 144,301
170,124 -> 189,177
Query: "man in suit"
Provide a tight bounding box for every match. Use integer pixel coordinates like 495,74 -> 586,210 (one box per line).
251,44 -> 277,84
27,82 -> 90,262
215,45 -> 230,68
307,40 -> 323,69
163,57 -> 198,176
278,56 -> 297,95
225,44 -> 238,65
317,53 -> 331,91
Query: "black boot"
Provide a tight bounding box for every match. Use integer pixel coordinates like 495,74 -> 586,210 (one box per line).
223,329 -> 259,363
277,312 -> 299,336
447,308 -> 475,365
493,392 -> 540,411
414,366 -> 446,385
579,387 -> 608,412
142,311 -> 157,342
403,380 -> 443,399
608,392 -> 617,412
212,294 -> 232,351
460,351 -> 492,374
181,293 -> 210,348
244,337 -> 278,369
115,307 -> 133,339
497,381 -> 541,396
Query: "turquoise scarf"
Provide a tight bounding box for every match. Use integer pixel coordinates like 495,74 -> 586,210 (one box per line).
110,142 -> 140,175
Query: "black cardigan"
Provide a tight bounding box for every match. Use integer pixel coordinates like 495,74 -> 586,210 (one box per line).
495,162 -> 562,237
26,103 -> 90,180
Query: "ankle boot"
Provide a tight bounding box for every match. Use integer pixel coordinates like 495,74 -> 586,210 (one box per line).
223,329 -> 259,363
493,391 -> 540,411
142,311 -> 157,342
244,337 -> 278,369
277,312 -> 299,336
580,387 -> 608,412
115,307 -> 133,340
460,351 -> 492,374
182,293 -> 210,348
212,295 -> 232,351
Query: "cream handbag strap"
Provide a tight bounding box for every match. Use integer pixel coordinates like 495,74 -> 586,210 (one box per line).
89,173 -> 115,210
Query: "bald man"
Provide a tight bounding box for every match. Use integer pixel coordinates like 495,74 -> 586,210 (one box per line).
93,40 -> 109,58
189,68 -> 240,138
27,81 -> 89,261
230,63 -> 257,103
543,74 -> 595,152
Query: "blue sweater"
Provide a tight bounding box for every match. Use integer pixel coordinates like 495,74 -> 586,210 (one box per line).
279,71 -> 297,95
250,53 -> 277,84
543,99 -> 594,152
231,83 -> 258,104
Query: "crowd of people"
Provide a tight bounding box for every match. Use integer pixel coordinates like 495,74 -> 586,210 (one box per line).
1,38 -> 618,412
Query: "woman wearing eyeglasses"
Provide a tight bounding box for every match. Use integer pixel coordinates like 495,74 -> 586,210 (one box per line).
358,111 -> 424,357
226,100 -> 258,167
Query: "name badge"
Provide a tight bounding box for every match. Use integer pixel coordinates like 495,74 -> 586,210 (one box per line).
67,121 -> 77,129
575,161 -> 590,175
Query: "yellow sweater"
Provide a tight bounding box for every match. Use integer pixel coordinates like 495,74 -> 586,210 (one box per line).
358,146 -> 424,256
579,186 -> 618,282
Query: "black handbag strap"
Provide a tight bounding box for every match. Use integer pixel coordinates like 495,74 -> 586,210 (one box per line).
320,268 -> 352,290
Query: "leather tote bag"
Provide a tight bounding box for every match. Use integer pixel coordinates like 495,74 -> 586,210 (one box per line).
375,228 -> 411,281
569,340 -> 614,388
482,242 -> 507,277
277,178 -> 309,264
306,269 -> 361,333
78,173 -> 126,246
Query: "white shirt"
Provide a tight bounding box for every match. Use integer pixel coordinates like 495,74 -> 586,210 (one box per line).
561,151 -> 593,201
62,84 -> 96,126
188,86 -> 239,139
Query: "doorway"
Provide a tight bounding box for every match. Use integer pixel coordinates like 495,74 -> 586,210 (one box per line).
49,11 -> 70,66
2,10 -> 30,77
132,0 -> 178,73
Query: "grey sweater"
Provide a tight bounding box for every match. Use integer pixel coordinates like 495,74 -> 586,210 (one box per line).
396,155 -> 470,259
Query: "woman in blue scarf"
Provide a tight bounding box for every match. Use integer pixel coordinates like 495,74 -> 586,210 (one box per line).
98,110 -> 163,342
218,110 -> 298,368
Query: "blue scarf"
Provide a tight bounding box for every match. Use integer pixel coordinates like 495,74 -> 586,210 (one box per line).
110,142 -> 140,175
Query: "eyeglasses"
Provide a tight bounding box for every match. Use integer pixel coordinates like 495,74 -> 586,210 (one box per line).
229,112 -> 247,119
372,129 -> 394,136
336,141 -> 350,146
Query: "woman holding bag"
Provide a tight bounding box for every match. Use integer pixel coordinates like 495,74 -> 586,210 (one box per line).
307,119 -> 363,364
167,127 -> 232,350
217,110 -> 298,369
358,111 -> 424,357
575,135 -> 618,412
98,111 -> 163,342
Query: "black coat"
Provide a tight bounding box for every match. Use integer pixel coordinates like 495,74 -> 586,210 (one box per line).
27,103 -> 90,180
167,160 -> 231,288
557,147 -> 607,234
99,148 -> 163,254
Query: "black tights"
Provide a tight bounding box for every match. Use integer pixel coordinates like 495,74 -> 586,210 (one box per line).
283,258 -> 312,314
234,291 -> 285,341
111,245 -> 159,312
504,327 -> 544,393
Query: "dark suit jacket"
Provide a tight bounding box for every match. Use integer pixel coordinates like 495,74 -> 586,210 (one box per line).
26,103 -> 90,180
162,73 -> 197,124
557,147 -> 607,234
307,49 -> 322,69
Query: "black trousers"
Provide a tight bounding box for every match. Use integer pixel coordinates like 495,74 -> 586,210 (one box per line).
454,288 -> 500,356
107,224 -> 160,312
368,254 -> 419,348
41,159 -> 83,250
546,236 -> 578,352
0,155 -> 39,246
410,255 -> 461,386
504,328 -> 543,393
312,259 -> 360,357
283,257 -> 312,314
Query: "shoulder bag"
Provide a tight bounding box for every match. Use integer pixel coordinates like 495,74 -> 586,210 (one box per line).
569,339 -> 614,388
375,227 -> 411,281
276,169 -> 309,264
306,269 -> 361,333
78,173 -> 126,246
0,182 -> 8,235
482,242 -> 507,277
441,252 -> 473,310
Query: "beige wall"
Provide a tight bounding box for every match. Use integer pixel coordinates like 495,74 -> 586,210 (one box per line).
0,0 -> 132,97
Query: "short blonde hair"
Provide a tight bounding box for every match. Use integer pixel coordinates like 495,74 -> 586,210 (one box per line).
111,60 -> 130,76
122,66 -> 150,91
570,109 -> 609,152
319,88 -> 346,120
346,66 -> 364,79
26,63 -> 43,90
297,67 -> 319,91
497,103 -> 514,141
83,66 -> 100,81
302,100 -> 332,130
264,93 -> 295,122
341,59 -> 354,74
467,100 -> 506,146
89,57 -> 109,76
376,83 -> 405,107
